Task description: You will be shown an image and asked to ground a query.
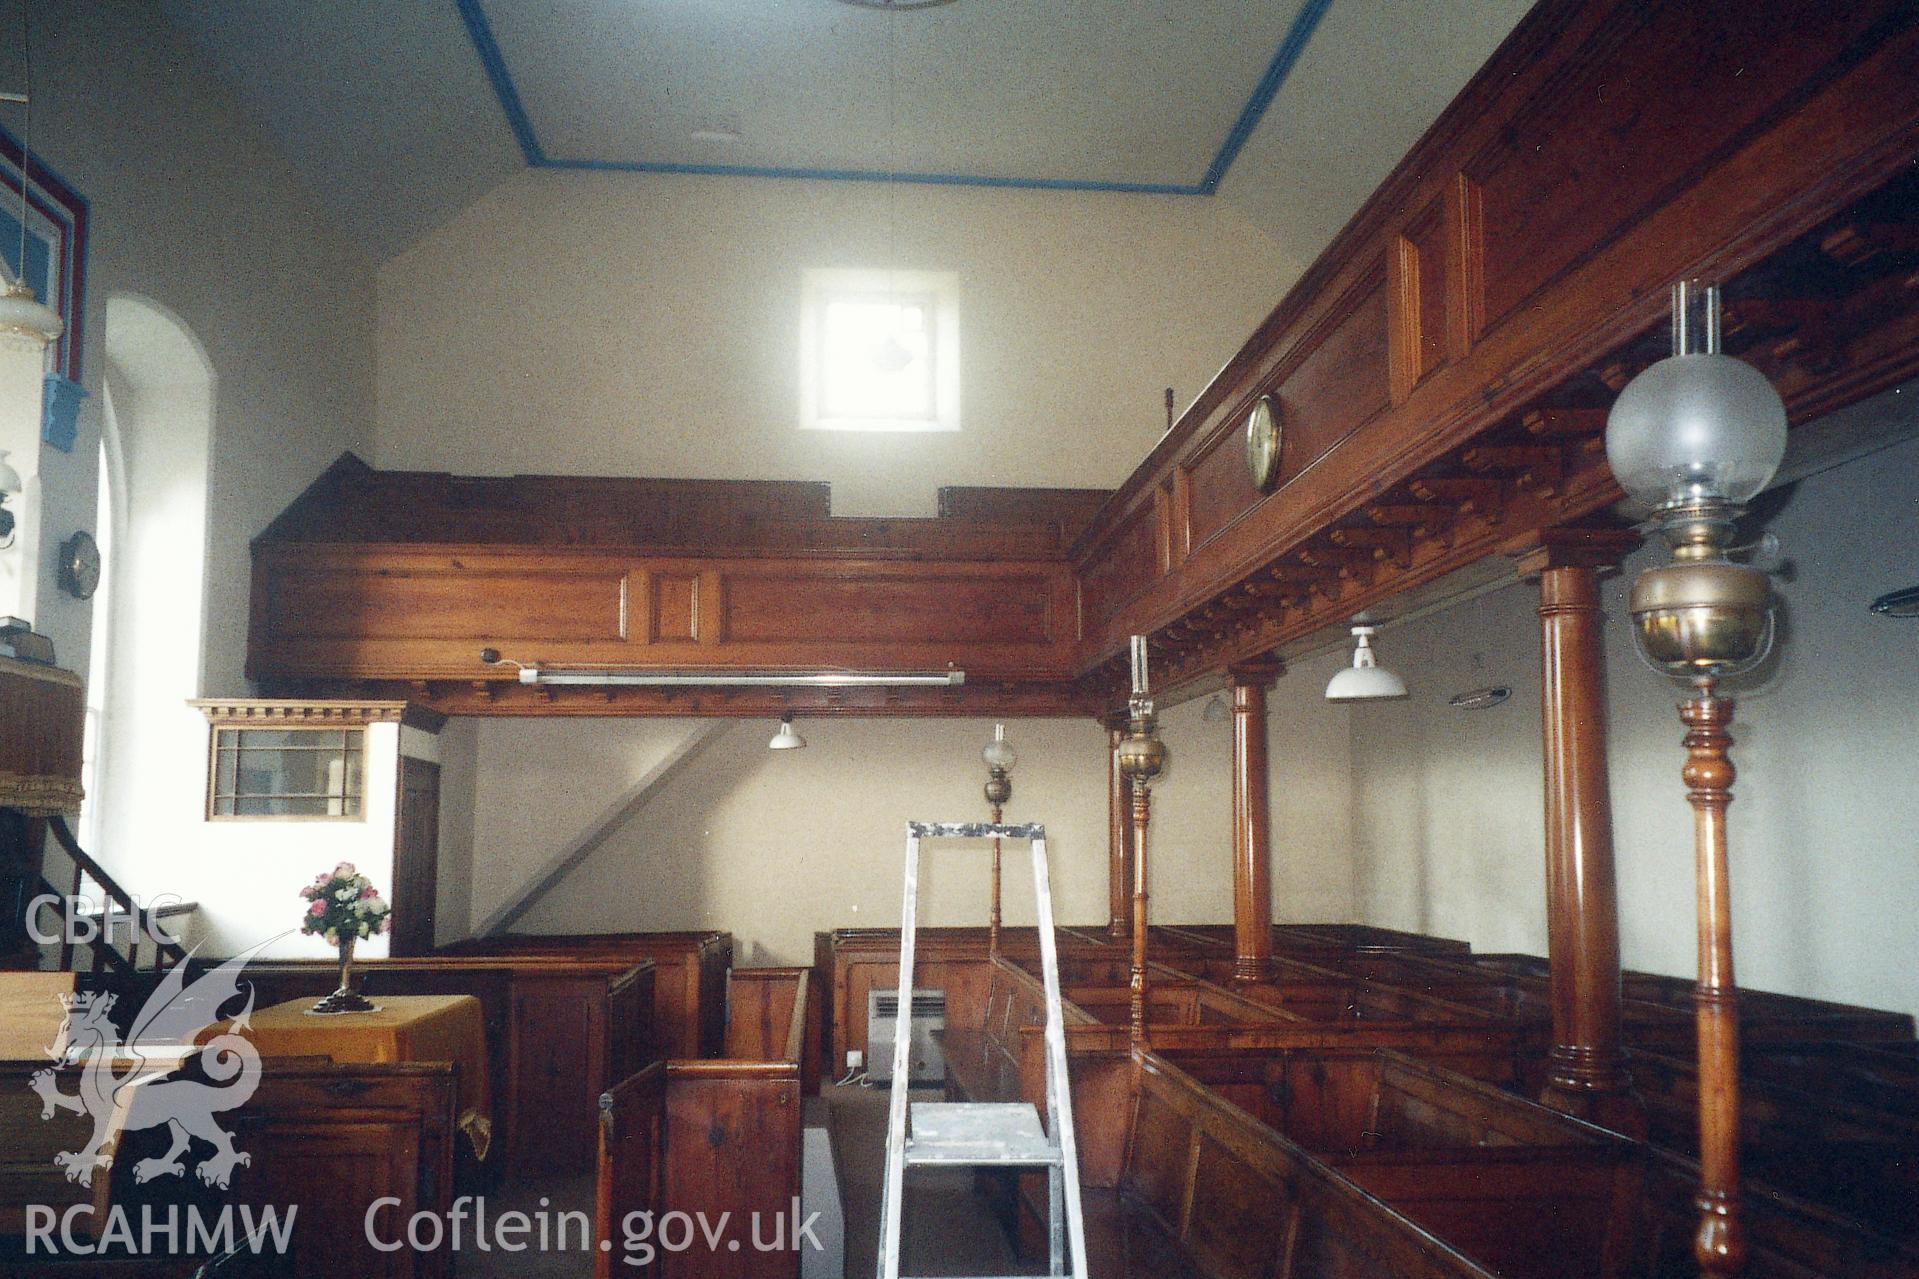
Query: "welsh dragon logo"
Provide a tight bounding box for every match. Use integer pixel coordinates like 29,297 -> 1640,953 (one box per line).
30,941 -> 278,1190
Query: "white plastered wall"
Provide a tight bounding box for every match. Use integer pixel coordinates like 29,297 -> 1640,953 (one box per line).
436,647 -> 1358,967
1350,431 -> 1919,1016
374,169 -> 1300,516
3,6 -> 376,921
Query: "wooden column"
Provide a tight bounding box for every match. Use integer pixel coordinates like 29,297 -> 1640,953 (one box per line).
1229,661 -> 1281,984
1514,530 -> 1640,1130
1129,776 -> 1151,1050
987,802 -> 1003,960
1683,691 -> 1745,1278
1105,716 -> 1133,937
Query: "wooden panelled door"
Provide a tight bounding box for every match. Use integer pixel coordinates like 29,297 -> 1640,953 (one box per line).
391,756 -> 441,956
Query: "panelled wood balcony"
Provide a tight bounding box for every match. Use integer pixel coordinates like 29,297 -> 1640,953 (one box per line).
249,0 -> 1919,717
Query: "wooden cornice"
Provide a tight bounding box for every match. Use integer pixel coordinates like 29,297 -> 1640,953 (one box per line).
267,681 -> 1098,721
189,698 -> 448,734
1505,527 -> 1643,578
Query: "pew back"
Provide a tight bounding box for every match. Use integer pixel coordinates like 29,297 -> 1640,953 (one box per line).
1129,1050 -> 1643,1279
725,967 -> 821,1095
447,931 -> 732,1058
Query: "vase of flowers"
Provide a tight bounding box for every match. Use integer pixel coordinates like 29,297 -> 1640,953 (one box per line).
301,862 -> 391,1015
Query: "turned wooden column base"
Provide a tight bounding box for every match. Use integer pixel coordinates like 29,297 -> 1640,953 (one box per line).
1230,957 -> 1278,985
1539,1052 -> 1647,1137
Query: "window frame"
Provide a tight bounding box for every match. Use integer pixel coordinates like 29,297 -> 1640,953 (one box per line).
799,266 -> 960,433
205,724 -> 368,822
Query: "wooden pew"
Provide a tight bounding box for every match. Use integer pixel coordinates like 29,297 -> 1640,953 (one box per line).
1,1059 -> 114,1252
240,954 -> 653,1175
226,1060 -> 457,1279
1124,1050 -> 1639,1279
1165,923 -> 1474,958
724,967 -> 820,1096
1418,954 -> 1916,1048
1148,1036 -> 1919,1278
444,930 -> 733,1058
818,924 -> 1266,1083
1632,1145 -> 1919,1279
597,965 -> 814,1279
1739,1040 -> 1919,1119
1628,1046 -> 1919,1244
597,1061 -> 666,1279
1157,1047 -> 1645,1275
946,958 -> 1542,1268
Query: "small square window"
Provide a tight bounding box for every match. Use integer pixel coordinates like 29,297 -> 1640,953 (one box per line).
208,727 -> 365,820
801,268 -> 959,432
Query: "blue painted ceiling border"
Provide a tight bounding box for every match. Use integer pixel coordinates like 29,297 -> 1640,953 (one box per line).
453,0 -> 1333,195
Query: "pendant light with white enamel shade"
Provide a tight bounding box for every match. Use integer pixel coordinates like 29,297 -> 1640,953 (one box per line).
1325,625 -> 1408,702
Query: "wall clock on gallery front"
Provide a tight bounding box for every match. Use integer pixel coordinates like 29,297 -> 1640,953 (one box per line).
1245,395 -> 1283,491
58,531 -> 101,600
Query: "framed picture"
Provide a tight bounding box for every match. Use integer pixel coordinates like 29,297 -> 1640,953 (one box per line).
0,120 -> 88,388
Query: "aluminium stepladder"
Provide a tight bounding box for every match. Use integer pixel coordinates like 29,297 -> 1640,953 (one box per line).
876,821 -> 1089,1279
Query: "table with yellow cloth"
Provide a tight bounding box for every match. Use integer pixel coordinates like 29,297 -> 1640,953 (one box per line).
199,994 -> 493,1160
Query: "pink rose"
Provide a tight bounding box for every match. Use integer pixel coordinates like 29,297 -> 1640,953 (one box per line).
360,886 -> 377,899
307,900 -> 325,917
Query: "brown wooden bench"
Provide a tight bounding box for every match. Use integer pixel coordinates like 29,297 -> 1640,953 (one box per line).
1632,1144 -> 1919,1279
443,929 -> 733,1058
596,965 -> 814,1278
1628,1045 -> 1919,1243
226,1060 -> 458,1279
1125,1049 -> 1632,1279
1154,1038 -> 1919,1279
1740,1039 -> 1919,1118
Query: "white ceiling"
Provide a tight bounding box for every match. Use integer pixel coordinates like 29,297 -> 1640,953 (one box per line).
157,0 -> 1531,260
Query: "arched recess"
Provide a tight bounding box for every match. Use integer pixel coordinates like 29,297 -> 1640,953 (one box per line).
92,293 -> 214,885
76,387 -> 126,852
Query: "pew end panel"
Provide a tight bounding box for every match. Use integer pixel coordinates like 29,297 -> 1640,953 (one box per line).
597,1060 -> 667,1279
660,1060 -> 802,1279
